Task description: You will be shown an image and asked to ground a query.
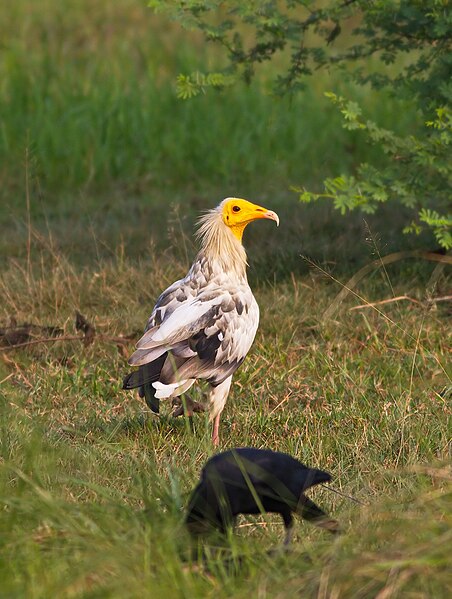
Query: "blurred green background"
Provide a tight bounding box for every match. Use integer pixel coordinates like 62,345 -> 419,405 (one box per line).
0,0 -> 427,271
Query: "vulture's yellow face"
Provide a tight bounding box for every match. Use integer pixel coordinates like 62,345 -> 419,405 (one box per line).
221,198 -> 279,241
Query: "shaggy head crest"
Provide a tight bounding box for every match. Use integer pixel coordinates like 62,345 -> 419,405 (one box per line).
196,198 -> 279,276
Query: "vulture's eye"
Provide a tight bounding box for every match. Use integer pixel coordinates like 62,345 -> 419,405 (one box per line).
232,206 -> 241,213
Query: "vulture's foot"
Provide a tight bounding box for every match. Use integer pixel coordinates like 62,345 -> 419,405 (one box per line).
171,396 -> 206,418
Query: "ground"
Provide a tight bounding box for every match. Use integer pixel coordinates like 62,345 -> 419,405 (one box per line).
0,0 -> 450,596
1,240 -> 450,597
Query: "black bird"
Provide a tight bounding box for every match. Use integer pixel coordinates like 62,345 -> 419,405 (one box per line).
186,448 -> 340,545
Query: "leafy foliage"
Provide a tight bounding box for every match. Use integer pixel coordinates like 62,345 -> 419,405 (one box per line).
176,71 -> 236,99
296,98 -> 452,249
151,0 -> 452,248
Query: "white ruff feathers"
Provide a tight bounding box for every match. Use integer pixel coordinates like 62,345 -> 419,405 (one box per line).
196,201 -> 247,277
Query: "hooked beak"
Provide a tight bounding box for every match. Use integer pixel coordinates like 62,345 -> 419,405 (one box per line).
250,204 -> 279,226
263,210 -> 279,226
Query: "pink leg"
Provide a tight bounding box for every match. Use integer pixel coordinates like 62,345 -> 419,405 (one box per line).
209,376 -> 232,447
212,413 -> 221,446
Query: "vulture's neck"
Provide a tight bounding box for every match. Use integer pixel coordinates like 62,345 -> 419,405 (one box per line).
196,209 -> 247,278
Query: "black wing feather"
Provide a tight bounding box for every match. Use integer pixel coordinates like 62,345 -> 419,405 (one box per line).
122,353 -> 167,390
190,330 -> 222,361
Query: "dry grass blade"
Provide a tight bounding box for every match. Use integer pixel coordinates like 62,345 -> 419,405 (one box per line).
350,295 -> 452,311
349,295 -> 423,311
323,251 -> 452,319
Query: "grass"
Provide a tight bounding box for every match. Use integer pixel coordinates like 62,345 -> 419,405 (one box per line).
1,0 -> 451,596
1,238 -> 450,597
1,0 -> 422,259
0,0 -> 403,195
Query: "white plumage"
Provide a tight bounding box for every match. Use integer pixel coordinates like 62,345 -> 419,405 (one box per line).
123,197 -> 279,445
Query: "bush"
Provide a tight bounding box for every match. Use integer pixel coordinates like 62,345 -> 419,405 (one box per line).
151,0 -> 452,248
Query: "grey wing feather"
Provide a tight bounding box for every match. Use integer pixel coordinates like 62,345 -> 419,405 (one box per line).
163,291 -> 259,385
127,264 -> 259,389
145,278 -> 188,330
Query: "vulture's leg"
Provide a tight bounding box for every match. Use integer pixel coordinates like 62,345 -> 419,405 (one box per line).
212,414 -> 221,448
209,377 -> 232,446
171,395 -> 206,417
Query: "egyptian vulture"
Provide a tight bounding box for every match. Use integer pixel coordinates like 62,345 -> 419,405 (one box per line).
122,198 -> 279,445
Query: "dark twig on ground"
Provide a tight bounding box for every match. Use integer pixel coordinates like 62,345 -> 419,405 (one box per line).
0,312 -> 135,352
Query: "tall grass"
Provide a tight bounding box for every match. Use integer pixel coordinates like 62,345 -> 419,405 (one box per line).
0,246 -> 450,597
1,0 -> 418,215
1,0 -> 427,268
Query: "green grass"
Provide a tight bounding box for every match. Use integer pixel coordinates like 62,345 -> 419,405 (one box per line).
1,0 -> 431,269
1,0 -> 421,250
1,243 -> 450,597
1,0 -> 451,596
